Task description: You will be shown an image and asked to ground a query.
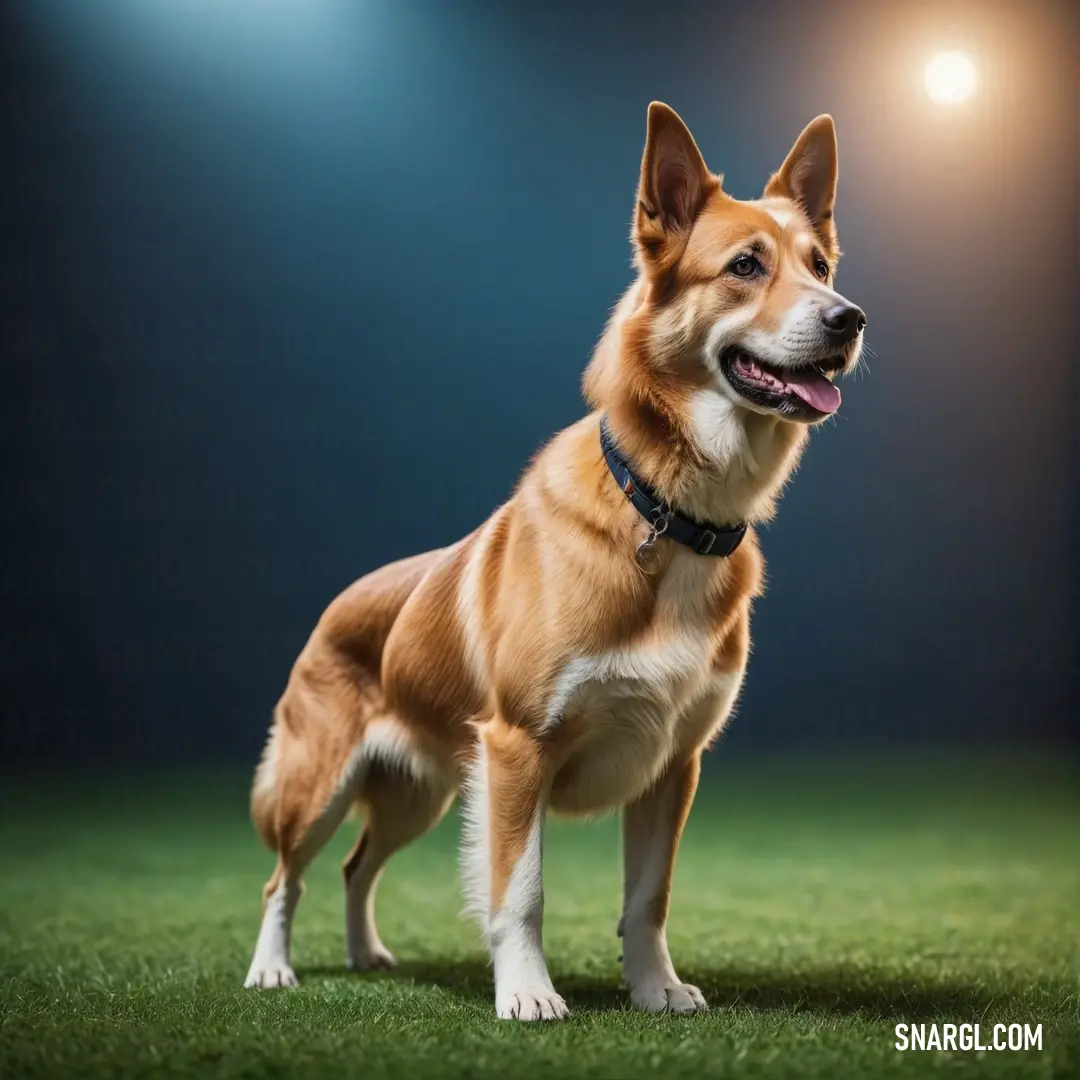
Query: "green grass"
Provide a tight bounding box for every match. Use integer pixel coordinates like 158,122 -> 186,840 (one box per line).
1,756 -> 1077,1079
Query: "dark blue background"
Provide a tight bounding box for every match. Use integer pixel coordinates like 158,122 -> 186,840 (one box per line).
2,0 -> 1076,763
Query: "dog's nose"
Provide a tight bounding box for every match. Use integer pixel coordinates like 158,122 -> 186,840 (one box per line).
821,303 -> 867,344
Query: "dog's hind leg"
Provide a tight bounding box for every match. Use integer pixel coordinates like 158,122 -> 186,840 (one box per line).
343,763 -> 456,970
245,715 -> 362,989
245,549 -> 444,989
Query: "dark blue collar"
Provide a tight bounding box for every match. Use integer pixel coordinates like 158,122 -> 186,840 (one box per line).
599,416 -> 747,559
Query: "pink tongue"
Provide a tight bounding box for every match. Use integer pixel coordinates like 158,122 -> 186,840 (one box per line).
781,367 -> 841,415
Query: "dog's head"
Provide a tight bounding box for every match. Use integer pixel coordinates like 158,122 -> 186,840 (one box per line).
624,102 -> 865,424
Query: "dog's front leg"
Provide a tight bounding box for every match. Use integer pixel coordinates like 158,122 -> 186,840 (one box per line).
619,752 -> 708,1013
464,719 -> 567,1021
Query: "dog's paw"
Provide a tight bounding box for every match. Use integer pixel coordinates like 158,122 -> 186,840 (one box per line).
496,987 -> 569,1021
630,980 -> 708,1014
346,945 -> 397,971
244,964 -> 299,989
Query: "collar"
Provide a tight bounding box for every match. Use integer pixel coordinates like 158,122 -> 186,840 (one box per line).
599,416 -> 748,559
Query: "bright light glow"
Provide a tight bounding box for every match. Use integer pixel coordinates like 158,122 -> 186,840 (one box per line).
925,51 -> 977,105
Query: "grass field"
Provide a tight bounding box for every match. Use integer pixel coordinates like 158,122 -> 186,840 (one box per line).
1,755 -> 1077,1079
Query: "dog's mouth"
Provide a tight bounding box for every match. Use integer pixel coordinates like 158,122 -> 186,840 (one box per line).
720,347 -> 845,419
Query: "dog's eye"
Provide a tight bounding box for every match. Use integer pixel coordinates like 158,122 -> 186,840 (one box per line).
729,254 -> 761,278
813,257 -> 830,280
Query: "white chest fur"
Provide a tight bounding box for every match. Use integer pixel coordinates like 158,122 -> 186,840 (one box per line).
546,552 -> 744,814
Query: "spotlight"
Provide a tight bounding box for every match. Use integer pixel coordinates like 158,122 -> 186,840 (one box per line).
924,51 -> 977,105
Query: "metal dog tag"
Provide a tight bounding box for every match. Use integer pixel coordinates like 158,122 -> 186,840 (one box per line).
635,510 -> 670,573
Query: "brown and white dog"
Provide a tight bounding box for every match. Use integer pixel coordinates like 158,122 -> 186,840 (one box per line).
243,103 -> 865,1020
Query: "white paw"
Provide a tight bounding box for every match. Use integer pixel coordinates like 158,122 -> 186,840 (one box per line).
630,980 -> 708,1014
496,987 -> 569,1021
244,963 -> 299,989
346,945 -> 397,971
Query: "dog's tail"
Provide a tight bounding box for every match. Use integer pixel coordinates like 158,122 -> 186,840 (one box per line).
250,718 -> 281,851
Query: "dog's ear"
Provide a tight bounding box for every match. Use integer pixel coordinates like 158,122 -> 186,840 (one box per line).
634,102 -> 715,266
764,115 -> 838,253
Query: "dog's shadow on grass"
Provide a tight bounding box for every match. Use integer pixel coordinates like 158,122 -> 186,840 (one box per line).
300,958 -> 1037,1022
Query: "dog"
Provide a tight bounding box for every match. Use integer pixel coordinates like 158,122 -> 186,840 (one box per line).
243,102 -> 865,1020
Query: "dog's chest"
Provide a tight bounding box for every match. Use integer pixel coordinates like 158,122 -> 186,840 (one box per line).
547,554 -> 739,813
